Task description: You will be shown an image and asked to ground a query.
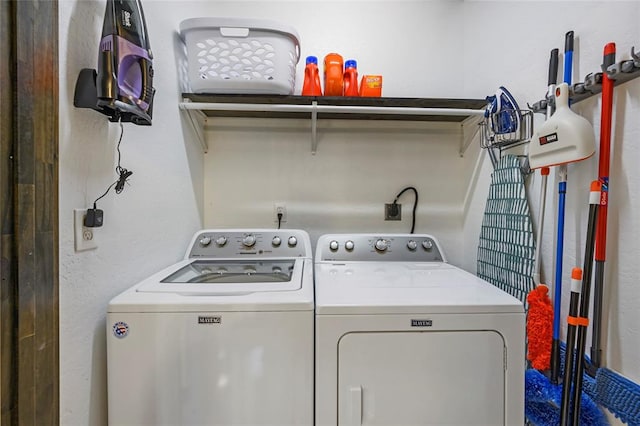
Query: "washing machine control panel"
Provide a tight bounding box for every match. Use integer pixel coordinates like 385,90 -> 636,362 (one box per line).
188,230 -> 310,258
317,234 -> 445,262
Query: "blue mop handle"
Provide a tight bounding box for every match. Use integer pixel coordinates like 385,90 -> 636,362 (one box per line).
553,179 -> 567,340
564,31 -> 574,85
556,31 -> 574,321
550,169 -> 568,384
551,30 -> 574,384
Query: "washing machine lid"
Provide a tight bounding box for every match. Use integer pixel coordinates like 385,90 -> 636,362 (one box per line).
109,257 -> 314,312
137,258 -> 301,294
314,262 -> 524,314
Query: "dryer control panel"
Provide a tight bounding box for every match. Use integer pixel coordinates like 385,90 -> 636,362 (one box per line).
187,229 -> 311,259
316,234 -> 446,263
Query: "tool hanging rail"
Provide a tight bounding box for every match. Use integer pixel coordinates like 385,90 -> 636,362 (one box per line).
178,94 -> 487,154
530,45 -> 640,113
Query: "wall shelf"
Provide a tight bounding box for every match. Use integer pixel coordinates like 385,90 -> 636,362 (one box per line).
179,94 -> 487,154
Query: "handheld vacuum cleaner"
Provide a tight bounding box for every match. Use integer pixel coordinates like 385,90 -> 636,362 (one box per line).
74,0 -> 155,125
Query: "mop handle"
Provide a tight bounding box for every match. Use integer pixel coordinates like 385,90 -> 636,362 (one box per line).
595,42 -> 616,261
549,48 -> 560,87
560,267 -> 584,426
571,181 -> 602,426
591,42 -> 616,371
564,31 -> 574,85
553,174 -> 566,335
533,167 -> 549,286
551,31 -> 575,384
550,169 -> 566,384
533,49 -> 558,286
547,48 -> 559,118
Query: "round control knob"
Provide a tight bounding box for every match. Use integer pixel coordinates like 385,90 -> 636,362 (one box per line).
329,240 -> 339,251
422,240 -> 433,250
199,236 -> 211,246
345,240 -> 355,251
272,236 -> 282,247
215,236 -> 227,247
242,234 -> 257,247
288,236 -> 298,247
374,239 -> 389,252
407,240 -> 417,251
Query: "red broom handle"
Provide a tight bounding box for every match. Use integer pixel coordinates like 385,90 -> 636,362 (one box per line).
595,42 -> 616,261
590,42 -> 616,372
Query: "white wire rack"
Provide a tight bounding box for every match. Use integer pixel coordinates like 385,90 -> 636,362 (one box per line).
479,109 -> 534,170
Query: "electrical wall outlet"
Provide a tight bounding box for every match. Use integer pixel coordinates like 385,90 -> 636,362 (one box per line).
274,203 -> 287,225
74,209 -> 97,252
385,203 -> 402,221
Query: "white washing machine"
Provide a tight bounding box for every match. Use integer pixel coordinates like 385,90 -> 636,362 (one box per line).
315,234 -> 525,426
107,229 -> 314,426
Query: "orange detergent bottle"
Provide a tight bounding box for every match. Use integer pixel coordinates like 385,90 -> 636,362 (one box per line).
302,56 -> 322,96
323,53 -> 344,96
343,59 -> 359,96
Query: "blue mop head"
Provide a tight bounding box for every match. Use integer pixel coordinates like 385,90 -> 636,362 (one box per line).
584,367 -> 640,425
523,339 -> 640,425
525,369 -> 609,425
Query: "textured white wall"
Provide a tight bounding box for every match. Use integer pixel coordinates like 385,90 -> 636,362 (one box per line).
58,0 -> 639,424
197,0 -> 471,257
203,118 -> 471,256
59,1 -> 203,424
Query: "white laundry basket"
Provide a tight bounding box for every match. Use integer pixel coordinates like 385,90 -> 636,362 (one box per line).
180,17 -> 301,95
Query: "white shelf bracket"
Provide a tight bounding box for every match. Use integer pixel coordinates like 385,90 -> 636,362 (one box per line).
180,103 -> 209,153
459,116 -> 481,157
311,100 -> 318,154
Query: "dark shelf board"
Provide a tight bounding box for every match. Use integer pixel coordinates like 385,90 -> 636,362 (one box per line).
181,94 -> 488,123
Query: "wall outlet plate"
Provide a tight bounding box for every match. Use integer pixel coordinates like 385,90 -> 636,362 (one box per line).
274,203 -> 287,224
385,203 -> 402,220
74,209 -> 97,251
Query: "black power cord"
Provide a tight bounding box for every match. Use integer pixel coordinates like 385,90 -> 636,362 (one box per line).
85,121 -> 133,227
392,186 -> 419,233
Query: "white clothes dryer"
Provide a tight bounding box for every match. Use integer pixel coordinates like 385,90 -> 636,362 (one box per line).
107,229 -> 314,426
314,234 -> 525,426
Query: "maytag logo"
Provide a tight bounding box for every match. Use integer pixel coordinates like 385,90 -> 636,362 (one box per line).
198,316 -> 222,324
539,132 -> 559,145
411,319 -> 433,327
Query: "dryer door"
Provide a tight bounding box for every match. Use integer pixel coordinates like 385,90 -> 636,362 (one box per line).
338,331 -> 505,425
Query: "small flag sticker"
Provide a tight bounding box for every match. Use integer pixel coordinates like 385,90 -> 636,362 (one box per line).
113,321 -> 129,339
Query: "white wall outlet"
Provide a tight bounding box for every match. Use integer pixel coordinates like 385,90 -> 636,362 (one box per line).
274,203 -> 287,225
74,209 -> 97,252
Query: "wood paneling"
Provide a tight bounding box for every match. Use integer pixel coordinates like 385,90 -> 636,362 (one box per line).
1,0 -> 59,424
1,0 -> 18,423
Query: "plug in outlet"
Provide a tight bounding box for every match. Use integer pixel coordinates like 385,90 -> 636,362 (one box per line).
74,209 -> 98,251
274,203 -> 287,225
385,203 -> 402,221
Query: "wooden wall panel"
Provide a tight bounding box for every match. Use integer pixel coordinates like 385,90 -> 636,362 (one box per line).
1,0 -> 18,424
1,0 -> 59,424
